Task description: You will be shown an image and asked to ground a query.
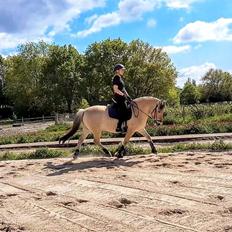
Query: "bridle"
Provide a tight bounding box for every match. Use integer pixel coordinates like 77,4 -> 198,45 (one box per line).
130,100 -> 163,126
150,104 -> 163,125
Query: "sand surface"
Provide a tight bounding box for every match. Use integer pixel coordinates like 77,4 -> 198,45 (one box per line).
0,152 -> 232,232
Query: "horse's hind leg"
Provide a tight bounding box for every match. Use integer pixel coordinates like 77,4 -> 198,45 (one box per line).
93,131 -> 112,157
64,127 -> 90,164
138,129 -> 157,154
72,127 -> 91,159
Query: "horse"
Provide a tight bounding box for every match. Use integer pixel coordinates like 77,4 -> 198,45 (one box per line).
59,96 -> 166,162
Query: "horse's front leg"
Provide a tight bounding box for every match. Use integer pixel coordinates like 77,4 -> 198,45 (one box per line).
115,130 -> 134,158
138,129 -> 157,154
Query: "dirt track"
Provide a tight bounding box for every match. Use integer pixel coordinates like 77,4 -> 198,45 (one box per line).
0,152 -> 232,232
0,122 -> 54,137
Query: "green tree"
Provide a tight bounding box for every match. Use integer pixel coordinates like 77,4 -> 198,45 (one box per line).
3,38 -> 179,115
201,69 -> 232,102
168,87 -> 180,106
4,42 -> 48,116
83,38 -> 128,105
0,55 -> 5,105
180,79 -> 200,105
83,39 -> 177,105
126,40 -> 177,101
42,44 -> 83,112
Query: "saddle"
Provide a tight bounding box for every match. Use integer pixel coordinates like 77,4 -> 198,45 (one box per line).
108,99 -> 132,120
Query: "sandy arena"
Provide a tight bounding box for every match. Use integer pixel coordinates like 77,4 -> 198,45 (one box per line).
0,151 -> 232,232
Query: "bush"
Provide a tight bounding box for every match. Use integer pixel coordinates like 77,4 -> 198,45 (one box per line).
159,102 -> 232,126
210,139 -> 229,151
45,123 -> 71,132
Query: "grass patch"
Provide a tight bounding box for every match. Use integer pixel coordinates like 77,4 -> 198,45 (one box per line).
0,148 -> 69,161
159,140 -> 232,153
1,119 -> 232,146
45,123 -> 71,132
1,141 -> 231,161
147,121 -> 232,136
0,131 -> 66,145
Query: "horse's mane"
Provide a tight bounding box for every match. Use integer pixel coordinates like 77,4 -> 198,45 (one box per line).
134,96 -> 160,102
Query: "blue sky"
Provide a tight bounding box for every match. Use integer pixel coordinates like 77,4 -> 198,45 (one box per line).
0,0 -> 232,87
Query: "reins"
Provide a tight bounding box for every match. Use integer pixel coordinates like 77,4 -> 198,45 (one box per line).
128,99 -> 161,126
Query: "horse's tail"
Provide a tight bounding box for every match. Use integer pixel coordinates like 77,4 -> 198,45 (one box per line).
59,109 -> 85,144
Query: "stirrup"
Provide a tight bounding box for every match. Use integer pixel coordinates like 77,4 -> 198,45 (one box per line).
116,126 -> 127,133
116,126 -> 122,132
122,121 -> 128,132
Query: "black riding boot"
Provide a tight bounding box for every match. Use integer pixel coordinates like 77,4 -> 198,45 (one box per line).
116,119 -> 123,132
116,120 -> 127,133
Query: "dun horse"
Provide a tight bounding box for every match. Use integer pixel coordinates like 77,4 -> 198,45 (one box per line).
59,96 -> 166,161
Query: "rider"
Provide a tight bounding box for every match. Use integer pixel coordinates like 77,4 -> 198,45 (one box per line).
112,64 -> 131,132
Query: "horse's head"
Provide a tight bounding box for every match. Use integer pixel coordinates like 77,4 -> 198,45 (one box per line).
151,99 -> 166,125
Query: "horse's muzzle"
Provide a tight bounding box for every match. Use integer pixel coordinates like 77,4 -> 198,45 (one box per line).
155,120 -> 163,126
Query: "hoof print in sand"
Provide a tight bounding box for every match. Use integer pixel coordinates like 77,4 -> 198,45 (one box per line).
159,208 -> 187,216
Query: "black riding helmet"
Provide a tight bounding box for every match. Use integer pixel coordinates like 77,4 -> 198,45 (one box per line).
113,64 -> 125,72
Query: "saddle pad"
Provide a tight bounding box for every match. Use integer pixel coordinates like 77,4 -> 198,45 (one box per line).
108,103 -> 132,120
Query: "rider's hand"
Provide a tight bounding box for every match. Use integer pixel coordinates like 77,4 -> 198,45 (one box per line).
126,95 -> 132,101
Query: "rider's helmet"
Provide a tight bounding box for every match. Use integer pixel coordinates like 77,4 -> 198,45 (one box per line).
113,64 -> 125,72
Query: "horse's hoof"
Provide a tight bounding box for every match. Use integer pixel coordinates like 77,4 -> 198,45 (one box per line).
151,146 -> 157,154
108,151 -> 113,157
73,149 -> 80,159
123,148 -> 128,156
73,154 -> 79,160
152,149 -> 157,154
114,152 -> 123,159
102,148 -> 112,157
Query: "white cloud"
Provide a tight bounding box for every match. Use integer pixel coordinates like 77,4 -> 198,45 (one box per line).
174,18 -> 232,43
77,12 -> 121,37
118,0 -> 159,21
76,0 -> 202,38
0,0 -> 106,52
164,0 -> 202,9
0,33 -> 26,50
177,62 -> 217,87
0,33 -> 52,51
0,0 -> 204,52
161,45 -> 191,54
77,0 -> 159,38
147,19 -> 157,28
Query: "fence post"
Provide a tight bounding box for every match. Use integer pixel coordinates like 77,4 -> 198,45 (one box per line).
182,106 -> 185,121
55,113 -> 59,124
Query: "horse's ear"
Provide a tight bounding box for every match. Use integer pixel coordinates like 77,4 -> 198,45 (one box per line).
160,100 -> 166,109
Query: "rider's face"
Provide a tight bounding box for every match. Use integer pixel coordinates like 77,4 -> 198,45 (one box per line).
118,68 -> 125,76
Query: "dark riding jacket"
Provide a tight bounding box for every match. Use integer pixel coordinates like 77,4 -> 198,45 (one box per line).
112,75 -> 128,119
112,74 -> 126,102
